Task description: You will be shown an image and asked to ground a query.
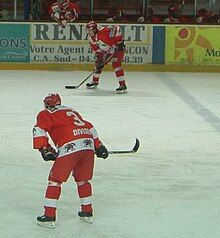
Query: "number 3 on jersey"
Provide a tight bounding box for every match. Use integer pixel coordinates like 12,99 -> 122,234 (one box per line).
66,111 -> 85,126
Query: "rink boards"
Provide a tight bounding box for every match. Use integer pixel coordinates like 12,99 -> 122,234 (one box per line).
0,22 -> 219,72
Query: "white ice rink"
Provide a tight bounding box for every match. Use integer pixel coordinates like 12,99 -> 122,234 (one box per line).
1,70 -> 220,238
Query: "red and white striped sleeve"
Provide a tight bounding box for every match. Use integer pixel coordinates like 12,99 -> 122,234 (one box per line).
111,25 -> 124,44
88,36 -> 100,53
33,111 -> 52,149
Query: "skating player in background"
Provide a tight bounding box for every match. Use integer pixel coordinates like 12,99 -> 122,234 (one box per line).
85,21 -> 127,94
48,0 -> 80,28
33,93 -> 108,228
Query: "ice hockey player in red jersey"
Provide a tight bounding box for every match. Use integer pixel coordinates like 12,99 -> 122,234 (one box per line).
85,21 -> 127,94
48,0 -> 80,28
33,93 -> 108,228
164,5 -> 188,24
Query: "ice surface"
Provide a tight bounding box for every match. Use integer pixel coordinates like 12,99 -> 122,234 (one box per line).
0,70 -> 220,238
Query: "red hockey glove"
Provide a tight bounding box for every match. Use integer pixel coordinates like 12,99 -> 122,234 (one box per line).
95,144 -> 108,159
39,145 -> 58,161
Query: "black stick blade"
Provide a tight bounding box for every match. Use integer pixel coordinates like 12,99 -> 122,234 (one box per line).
132,138 -> 140,152
65,86 -> 77,89
108,138 -> 140,154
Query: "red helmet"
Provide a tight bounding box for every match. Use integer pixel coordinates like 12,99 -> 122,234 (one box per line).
85,21 -> 98,36
44,93 -> 61,108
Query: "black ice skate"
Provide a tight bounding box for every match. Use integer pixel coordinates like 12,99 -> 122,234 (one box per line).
78,211 -> 93,224
86,81 -> 98,89
116,85 -> 127,94
37,215 -> 56,229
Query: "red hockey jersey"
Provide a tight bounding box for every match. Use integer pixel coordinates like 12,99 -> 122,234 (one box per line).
88,25 -> 124,55
48,2 -> 79,17
48,2 -> 79,27
33,106 -> 101,158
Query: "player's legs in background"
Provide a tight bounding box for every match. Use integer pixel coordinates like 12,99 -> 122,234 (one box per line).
112,50 -> 127,93
86,69 -> 103,89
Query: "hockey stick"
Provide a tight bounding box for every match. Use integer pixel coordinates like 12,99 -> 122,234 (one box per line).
108,138 -> 140,154
65,53 -> 116,89
65,70 -> 95,89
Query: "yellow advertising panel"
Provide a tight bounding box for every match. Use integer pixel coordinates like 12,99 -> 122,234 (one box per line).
166,26 -> 220,65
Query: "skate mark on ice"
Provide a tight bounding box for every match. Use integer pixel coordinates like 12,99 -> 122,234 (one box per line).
75,89 -> 160,98
161,77 -> 220,133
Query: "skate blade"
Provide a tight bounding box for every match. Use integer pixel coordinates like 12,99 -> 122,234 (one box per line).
79,216 -> 93,224
37,221 -> 56,229
86,85 -> 98,89
116,89 -> 127,94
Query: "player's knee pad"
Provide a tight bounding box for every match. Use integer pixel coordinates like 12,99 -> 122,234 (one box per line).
48,180 -> 61,187
76,180 -> 88,187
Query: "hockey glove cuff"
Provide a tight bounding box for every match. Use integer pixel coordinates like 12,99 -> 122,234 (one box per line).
94,51 -> 105,72
117,41 -> 125,51
95,144 -> 109,159
95,63 -> 104,72
39,146 -> 58,161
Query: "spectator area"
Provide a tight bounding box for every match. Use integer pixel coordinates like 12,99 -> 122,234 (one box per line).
0,0 -> 219,23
